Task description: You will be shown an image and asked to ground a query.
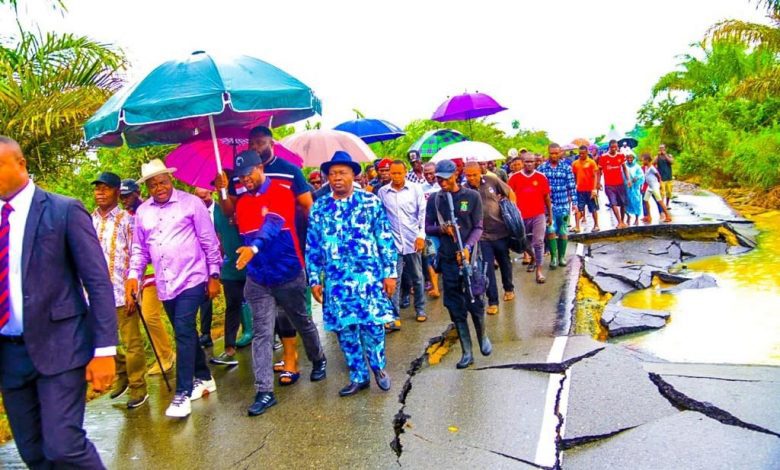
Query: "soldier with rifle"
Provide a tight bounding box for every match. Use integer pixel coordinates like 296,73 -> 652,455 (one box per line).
425,160 -> 492,369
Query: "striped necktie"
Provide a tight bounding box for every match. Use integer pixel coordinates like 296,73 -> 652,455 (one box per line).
0,203 -> 13,330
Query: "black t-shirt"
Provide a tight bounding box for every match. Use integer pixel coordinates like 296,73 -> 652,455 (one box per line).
656,154 -> 673,180
425,187 -> 483,261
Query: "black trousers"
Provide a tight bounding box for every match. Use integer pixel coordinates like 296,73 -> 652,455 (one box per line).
480,237 -> 515,305
198,297 -> 214,338
222,279 -> 246,348
440,258 -> 484,322
0,342 -> 105,469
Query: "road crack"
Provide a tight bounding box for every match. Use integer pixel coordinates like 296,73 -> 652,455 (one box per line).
473,347 -> 604,374
390,324 -> 456,464
648,373 -> 780,438
232,429 -> 272,468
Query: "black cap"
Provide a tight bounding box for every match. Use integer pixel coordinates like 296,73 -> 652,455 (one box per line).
119,179 -> 139,195
91,172 -> 121,188
233,150 -> 263,177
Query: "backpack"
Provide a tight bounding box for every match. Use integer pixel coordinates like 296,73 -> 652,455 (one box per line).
499,198 -> 527,253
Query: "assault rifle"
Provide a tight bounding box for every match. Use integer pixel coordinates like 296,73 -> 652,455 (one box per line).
444,191 -> 475,303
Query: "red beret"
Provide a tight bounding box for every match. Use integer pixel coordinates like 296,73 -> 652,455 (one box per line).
377,158 -> 393,169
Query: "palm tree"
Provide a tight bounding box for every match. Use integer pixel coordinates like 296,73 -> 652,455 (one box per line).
708,0 -> 780,98
0,29 -> 126,178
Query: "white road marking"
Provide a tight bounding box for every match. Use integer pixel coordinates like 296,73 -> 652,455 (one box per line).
576,242 -> 584,257
534,335 -> 569,468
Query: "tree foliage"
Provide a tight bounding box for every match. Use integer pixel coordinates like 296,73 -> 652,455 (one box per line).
0,26 -> 126,181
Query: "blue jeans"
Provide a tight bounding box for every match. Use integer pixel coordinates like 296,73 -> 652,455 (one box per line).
480,237 -> 514,305
392,252 -> 425,314
162,283 -> 212,396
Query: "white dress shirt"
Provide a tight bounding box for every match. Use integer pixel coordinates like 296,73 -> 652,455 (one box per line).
1,182 -> 115,356
377,181 -> 427,255
0,180 -> 35,336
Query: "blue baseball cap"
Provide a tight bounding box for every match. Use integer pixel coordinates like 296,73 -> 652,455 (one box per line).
233,150 -> 263,177
434,160 -> 457,179
119,179 -> 139,195
91,171 -> 121,188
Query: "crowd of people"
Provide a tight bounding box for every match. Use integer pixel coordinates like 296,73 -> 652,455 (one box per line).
0,131 -> 676,468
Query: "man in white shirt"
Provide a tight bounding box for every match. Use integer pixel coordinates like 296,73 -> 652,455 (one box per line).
378,160 -> 427,323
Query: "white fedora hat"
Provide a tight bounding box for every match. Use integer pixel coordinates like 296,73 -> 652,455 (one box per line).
136,158 -> 177,184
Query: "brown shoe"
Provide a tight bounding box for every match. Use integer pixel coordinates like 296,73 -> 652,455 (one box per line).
503,292 -> 515,301
486,305 -> 499,315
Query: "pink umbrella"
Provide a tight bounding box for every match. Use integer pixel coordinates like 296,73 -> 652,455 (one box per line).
166,136 -> 302,189
281,130 -> 376,168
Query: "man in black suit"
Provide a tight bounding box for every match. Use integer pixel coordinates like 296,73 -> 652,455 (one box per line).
0,136 -> 117,469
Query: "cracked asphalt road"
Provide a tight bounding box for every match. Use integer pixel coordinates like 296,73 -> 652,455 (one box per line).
2,192 -> 778,469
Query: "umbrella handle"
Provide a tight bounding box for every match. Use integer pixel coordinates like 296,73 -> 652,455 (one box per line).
208,115 -> 228,199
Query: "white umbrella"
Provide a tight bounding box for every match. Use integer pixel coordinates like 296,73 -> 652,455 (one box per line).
429,141 -> 504,163
281,129 -> 377,168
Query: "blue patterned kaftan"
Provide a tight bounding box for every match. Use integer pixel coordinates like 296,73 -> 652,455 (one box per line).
306,189 -> 398,332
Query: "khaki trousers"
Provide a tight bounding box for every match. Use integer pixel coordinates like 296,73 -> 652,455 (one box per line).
140,285 -> 175,365
114,306 -> 147,394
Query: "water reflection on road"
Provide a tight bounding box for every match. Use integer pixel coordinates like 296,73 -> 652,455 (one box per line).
617,211 -> 780,366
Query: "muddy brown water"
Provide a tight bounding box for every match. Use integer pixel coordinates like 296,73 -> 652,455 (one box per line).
617,210 -> 780,366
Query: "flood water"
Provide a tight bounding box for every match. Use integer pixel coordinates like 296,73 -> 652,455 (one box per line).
616,210 -> 780,366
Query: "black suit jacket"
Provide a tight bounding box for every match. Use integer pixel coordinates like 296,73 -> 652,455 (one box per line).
14,187 -> 117,376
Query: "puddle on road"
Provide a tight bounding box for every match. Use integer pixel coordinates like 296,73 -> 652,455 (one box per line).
616,211 -> 780,366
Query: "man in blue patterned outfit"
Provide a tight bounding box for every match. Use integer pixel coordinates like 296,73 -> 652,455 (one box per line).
307,151 -> 398,397
538,143 -> 576,268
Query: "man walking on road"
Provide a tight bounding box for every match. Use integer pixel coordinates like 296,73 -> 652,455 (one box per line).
0,136 -> 117,468
378,160 -> 428,323
426,160 -> 491,369
538,143 -> 576,269
231,150 -> 326,414
307,152 -> 397,397
598,140 -> 632,229
91,172 -> 148,409
421,163 -> 441,298
119,179 -> 175,376
571,146 -> 600,232
464,162 -> 516,315
655,144 -> 675,207
508,152 -> 553,284
126,159 -> 222,419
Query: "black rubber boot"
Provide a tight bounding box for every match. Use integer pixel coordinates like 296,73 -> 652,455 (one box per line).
454,321 -> 474,369
471,310 -> 493,356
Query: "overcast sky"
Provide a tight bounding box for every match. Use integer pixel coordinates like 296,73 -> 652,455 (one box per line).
4,0 -> 769,143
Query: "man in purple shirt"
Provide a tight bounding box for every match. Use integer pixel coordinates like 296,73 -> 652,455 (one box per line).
125,159 -> 222,419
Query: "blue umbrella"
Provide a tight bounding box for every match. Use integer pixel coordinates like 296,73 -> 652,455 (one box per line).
333,118 -> 405,144
618,137 -> 638,149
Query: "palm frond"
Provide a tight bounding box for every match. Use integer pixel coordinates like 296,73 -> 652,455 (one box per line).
708,20 -> 780,52
730,66 -> 780,99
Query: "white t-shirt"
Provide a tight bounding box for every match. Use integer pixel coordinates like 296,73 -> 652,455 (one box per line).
644,165 -> 661,191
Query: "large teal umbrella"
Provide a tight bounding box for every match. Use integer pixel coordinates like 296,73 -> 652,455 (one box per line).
84,50 -> 321,196
85,51 -> 321,147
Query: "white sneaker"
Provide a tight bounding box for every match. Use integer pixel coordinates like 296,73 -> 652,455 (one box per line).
165,394 -> 191,418
191,377 -> 217,400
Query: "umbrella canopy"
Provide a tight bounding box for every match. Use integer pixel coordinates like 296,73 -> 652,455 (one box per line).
431,92 -> 507,122
561,143 -> 578,151
571,138 -> 590,147
165,137 -> 302,189
430,141 -> 504,163
618,137 -> 638,149
408,129 -> 469,160
604,125 -> 622,143
84,51 -> 321,148
281,130 -> 376,169
333,118 -> 405,144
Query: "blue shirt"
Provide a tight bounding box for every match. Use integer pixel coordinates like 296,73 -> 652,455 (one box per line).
377,181 -> 427,255
538,161 -> 576,216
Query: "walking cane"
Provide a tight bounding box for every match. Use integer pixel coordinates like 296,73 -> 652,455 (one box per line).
132,292 -> 172,392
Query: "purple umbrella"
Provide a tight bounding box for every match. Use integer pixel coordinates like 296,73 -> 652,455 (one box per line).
431,92 -> 507,122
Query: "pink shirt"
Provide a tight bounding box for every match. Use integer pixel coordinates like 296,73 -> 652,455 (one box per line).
128,189 -> 221,301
